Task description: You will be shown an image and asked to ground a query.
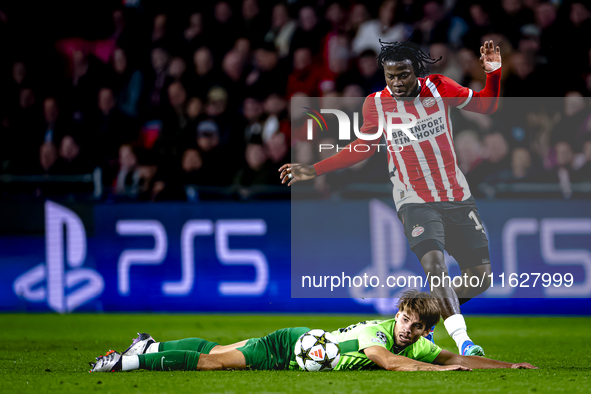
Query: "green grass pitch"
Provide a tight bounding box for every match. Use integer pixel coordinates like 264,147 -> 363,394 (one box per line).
1,314 -> 590,393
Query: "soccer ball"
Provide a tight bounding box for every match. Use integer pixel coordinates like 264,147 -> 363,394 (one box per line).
294,329 -> 340,371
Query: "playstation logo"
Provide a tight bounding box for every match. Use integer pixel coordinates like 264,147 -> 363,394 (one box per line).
13,201 -> 104,313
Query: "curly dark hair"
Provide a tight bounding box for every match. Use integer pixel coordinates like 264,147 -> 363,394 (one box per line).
377,39 -> 442,77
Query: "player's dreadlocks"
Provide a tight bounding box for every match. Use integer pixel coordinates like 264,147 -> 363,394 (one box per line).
377,39 -> 442,77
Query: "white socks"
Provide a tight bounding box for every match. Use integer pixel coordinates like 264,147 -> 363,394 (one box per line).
146,342 -> 160,354
443,314 -> 471,350
121,356 -> 140,371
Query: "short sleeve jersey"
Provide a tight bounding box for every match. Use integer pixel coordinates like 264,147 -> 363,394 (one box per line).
330,319 -> 442,370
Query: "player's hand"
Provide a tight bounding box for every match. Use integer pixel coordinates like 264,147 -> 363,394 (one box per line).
479,40 -> 501,72
511,362 -> 538,369
437,364 -> 472,371
278,163 -> 316,186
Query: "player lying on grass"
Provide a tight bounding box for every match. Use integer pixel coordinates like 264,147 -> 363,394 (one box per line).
90,291 -> 536,373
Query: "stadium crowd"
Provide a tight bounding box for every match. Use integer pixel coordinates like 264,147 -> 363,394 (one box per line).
0,0 -> 590,201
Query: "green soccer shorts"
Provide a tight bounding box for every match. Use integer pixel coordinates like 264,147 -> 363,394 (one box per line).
237,327 -> 310,370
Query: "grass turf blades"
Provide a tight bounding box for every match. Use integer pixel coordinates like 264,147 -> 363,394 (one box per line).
1,314 -> 590,393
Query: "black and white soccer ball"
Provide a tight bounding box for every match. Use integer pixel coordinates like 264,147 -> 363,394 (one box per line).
294,329 -> 341,372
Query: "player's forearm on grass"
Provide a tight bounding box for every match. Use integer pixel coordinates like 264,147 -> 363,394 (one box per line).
313,137 -> 378,176
435,351 -> 514,369
462,68 -> 501,115
365,346 -> 444,371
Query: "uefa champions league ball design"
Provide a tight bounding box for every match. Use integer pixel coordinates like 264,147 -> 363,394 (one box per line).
294,329 -> 341,372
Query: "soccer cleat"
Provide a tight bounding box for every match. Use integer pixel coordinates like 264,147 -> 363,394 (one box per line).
461,341 -> 485,356
89,350 -> 121,372
425,326 -> 435,344
122,333 -> 156,356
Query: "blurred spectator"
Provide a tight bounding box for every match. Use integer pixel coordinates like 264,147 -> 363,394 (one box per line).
342,84 -> 365,98
428,43 -> 461,81
220,50 -> 248,111
492,147 -> 539,183
162,82 -> 189,139
264,3 -> 296,59
211,1 -> 239,63
467,132 -> 511,192
416,0 -> 467,48
455,130 -> 483,175
347,4 -> 370,38
114,144 -> 140,197
352,0 -> 410,55
324,33 -> 351,85
457,47 -> 485,87
287,47 -> 335,97
39,142 -> 58,174
41,97 -> 65,145
551,140 -> 579,198
574,137 -> 591,181
66,50 -> 107,122
291,6 -> 325,55
498,0 -> 535,47
233,37 -> 251,62
235,142 -> 277,188
145,47 -> 170,114
195,119 -> 235,186
3,87 -> 39,173
180,147 -> 206,187
3,62 -> 29,111
93,87 -> 137,183
462,3 -> 493,50
565,2 -> 591,84
240,0 -> 268,44
52,134 -> 93,176
262,93 -> 289,141
338,49 -> 384,95
183,12 -> 207,55
504,52 -> 538,97
205,86 -> 245,152
534,2 -> 559,64
265,131 -> 289,165
243,97 -> 264,143
189,47 -> 221,98
151,14 -> 173,50
111,47 -> 143,118
325,2 -> 348,34
168,57 -> 187,83
550,92 -> 590,150
246,41 -> 288,98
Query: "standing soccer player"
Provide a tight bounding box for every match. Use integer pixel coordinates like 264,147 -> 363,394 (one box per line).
280,39 -> 502,356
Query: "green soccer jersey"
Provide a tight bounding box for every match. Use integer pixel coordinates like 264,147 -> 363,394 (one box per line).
330,319 -> 442,371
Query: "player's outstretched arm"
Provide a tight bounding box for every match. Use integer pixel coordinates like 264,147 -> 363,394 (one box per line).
279,163 -> 317,186
459,40 -> 502,115
364,346 -> 471,372
433,349 -> 538,370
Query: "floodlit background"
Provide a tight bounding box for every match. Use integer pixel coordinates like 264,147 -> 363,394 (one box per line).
0,1 -> 590,393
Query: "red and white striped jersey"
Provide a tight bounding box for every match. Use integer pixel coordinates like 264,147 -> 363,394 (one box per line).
361,74 -> 475,209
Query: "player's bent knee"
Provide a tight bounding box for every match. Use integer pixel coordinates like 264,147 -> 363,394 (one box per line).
421,253 -> 447,276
